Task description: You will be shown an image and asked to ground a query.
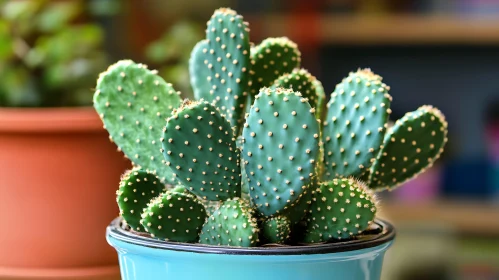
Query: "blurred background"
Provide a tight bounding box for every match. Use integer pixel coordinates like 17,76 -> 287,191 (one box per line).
1,0 -> 499,279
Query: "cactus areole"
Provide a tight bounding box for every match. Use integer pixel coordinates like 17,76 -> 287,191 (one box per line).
97,7 -> 447,256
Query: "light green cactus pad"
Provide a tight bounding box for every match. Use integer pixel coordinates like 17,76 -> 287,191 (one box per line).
242,87 -> 320,217
162,100 -> 241,201
249,37 -> 301,96
322,69 -> 392,180
199,198 -> 260,247
94,60 -> 182,183
116,168 -> 165,231
303,178 -> 377,243
140,189 -> 207,242
261,215 -> 292,244
369,105 -> 448,191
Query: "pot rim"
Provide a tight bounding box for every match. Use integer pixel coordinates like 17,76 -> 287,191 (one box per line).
107,217 -> 395,256
0,107 -> 104,133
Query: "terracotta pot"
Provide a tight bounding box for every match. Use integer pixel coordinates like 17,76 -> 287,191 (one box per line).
0,107 -> 130,279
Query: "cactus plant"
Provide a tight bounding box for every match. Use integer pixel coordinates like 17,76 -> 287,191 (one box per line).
95,7 -> 448,248
116,168 -> 165,231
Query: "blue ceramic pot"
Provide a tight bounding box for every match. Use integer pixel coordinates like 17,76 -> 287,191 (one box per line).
107,218 -> 395,280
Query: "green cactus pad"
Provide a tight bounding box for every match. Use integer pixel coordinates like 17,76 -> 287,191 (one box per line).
140,189 -> 207,242
303,178 -> 377,243
199,198 -> 260,247
162,100 -> 241,201
261,215 -> 291,244
279,184 -> 314,225
116,168 -> 165,231
189,40 -> 211,100
201,8 -> 251,131
272,68 -> 325,118
369,105 -> 448,191
249,37 -> 301,96
242,87 -> 320,216
322,69 -> 392,180
94,60 -> 182,183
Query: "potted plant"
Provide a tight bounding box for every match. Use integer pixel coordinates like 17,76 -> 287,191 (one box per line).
96,8 -> 448,280
0,1 -> 129,279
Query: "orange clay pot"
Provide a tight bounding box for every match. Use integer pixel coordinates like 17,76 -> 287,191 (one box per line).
0,107 -> 130,279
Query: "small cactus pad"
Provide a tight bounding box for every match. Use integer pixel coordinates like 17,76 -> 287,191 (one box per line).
162,100 -> 241,201
242,87 -> 320,216
280,185 -> 314,225
261,215 -> 291,244
322,69 -> 392,180
190,40 -> 211,100
249,37 -> 301,96
272,68 -> 325,118
140,189 -> 207,242
116,168 -> 165,231
199,198 -> 260,247
369,105 -> 448,191
202,8 -> 251,130
303,178 -> 377,243
94,60 -> 182,183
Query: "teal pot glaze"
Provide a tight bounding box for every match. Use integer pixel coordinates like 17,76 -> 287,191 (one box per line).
107,218 -> 395,280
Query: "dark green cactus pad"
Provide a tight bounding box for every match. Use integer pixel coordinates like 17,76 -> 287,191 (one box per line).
249,37 -> 301,96
242,87 -> 320,216
162,100 -> 241,201
272,68 -> 325,118
116,168 -> 165,231
303,178 -> 377,243
322,69 -> 392,180
94,60 -> 182,183
189,40 -> 211,100
201,8 -> 251,131
261,215 -> 291,244
279,184 -> 314,225
140,189 -> 207,242
199,198 -> 260,247
369,105 -> 448,191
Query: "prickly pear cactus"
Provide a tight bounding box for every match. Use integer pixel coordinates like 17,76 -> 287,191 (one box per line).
194,8 -> 251,131
161,100 -> 241,201
303,178 -> 377,243
322,69 -> 392,180
369,105 -> 448,191
242,87 -> 320,216
140,189 -> 207,242
272,68 -> 325,118
199,198 -> 260,247
189,40 -> 211,100
94,60 -> 182,183
261,215 -> 291,244
249,37 -> 301,96
116,168 -> 165,231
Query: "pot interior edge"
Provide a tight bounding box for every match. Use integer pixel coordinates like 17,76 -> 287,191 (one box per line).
106,217 -> 395,256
